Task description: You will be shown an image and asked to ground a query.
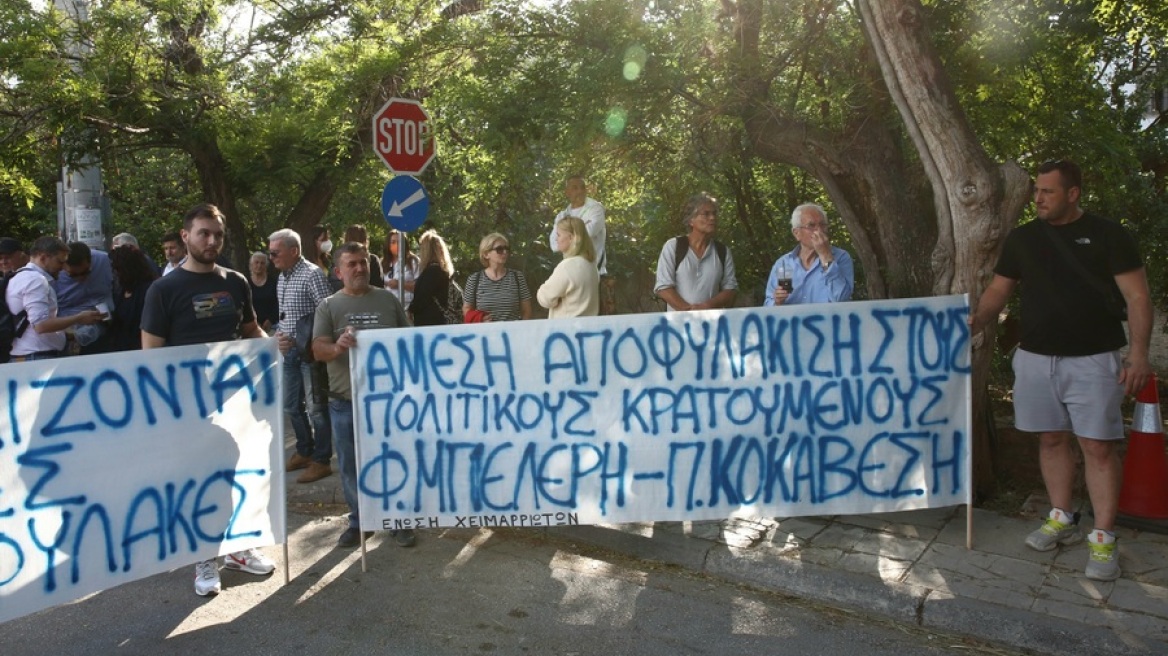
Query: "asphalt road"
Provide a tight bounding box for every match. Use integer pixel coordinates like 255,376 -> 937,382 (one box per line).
0,507 -> 1022,655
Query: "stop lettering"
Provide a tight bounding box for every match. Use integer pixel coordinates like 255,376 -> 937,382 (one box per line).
372,98 -> 435,176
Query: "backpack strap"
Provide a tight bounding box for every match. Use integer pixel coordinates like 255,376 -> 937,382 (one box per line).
673,236 -> 725,274
673,236 -> 689,275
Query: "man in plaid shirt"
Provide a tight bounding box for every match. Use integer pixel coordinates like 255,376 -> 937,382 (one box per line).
269,228 -> 334,483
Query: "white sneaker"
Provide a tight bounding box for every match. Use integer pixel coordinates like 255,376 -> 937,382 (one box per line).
223,548 -> 276,575
194,559 -> 221,596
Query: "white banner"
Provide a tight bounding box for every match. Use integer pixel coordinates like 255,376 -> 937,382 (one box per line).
0,339 -> 285,624
351,296 -> 972,531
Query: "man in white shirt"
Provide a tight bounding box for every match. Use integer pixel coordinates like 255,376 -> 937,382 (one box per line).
5,236 -> 102,362
550,174 -> 611,313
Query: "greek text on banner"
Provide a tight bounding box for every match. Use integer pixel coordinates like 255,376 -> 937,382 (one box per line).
350,295 -> 973,531
0,339 -> 286,624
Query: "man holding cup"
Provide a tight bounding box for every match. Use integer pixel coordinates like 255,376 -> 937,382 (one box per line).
764,203 -> 854,306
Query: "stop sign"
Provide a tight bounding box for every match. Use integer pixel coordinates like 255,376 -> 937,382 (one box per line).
372,98 -> 435,176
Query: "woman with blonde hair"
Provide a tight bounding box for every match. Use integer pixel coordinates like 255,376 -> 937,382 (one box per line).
410,230 -> 458,326
538,216 -> 599,318
462,232 -> 532,322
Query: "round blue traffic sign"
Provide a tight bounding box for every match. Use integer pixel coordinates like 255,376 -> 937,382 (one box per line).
380,176 -> 430,232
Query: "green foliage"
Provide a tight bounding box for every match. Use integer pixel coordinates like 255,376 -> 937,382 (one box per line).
0,0 -> 1163,310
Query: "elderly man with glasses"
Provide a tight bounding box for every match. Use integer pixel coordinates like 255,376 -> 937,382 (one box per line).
764,203 -> 854,307
268,228 -> 335,484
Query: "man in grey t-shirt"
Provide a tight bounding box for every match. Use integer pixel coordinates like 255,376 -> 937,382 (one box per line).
312,242 -> 412,549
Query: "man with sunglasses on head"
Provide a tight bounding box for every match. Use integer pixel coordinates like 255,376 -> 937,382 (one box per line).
268,228 -> 334,484
53,241 -> 115,355
970,160 -> 1153,582
764,203 -> 854,307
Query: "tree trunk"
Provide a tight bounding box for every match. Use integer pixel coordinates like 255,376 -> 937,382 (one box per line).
729,0 -> 935,302
857,0 -> 1030,499
186,137 -> 248,270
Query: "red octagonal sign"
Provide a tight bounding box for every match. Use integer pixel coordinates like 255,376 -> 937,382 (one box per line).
372,98 -> 435,176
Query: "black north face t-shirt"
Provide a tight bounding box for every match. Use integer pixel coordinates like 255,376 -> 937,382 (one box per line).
994,212 -> 1141,356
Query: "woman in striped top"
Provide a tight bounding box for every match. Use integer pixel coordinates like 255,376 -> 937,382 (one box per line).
462,232 -> 532,322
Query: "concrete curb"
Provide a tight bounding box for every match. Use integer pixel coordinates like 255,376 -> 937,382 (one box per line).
283,461 -> 1168,655
551,524 -> 1168,656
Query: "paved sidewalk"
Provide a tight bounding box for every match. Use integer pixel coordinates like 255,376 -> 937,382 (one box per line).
286,457 -> 1168,656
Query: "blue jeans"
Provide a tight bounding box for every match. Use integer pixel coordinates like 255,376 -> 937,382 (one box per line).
329,398 -> 359,528
283,346 -> 332,464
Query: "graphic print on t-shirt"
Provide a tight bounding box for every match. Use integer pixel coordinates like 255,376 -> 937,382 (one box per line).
193,291 -> 238,319
344,311 -> 385,330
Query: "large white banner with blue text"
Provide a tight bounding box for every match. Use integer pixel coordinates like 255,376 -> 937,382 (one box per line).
0,339 -> 285,624
351,295 -> 972,531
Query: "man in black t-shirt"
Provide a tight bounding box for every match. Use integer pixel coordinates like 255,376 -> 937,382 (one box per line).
141,204 -> 276,597
970,161 -> 1153,582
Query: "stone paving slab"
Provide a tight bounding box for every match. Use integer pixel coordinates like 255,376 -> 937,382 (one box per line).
285,442 -> 1168,655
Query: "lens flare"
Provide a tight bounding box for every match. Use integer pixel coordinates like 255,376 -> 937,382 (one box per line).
605,107 -> 628,137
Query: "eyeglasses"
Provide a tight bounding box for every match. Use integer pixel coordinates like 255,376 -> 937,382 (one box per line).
268,251 -> 280,258
797,222 -> 825,231
490,245 -> 510,254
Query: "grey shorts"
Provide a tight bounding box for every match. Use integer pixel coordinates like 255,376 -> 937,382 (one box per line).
1012,349 -> 1125,440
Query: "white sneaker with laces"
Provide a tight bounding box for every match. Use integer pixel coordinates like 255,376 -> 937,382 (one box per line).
194,559 -> 221,596
223,548 -> 276,575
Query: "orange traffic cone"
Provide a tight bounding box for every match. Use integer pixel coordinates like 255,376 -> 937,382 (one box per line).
1117,376 -> 1168,530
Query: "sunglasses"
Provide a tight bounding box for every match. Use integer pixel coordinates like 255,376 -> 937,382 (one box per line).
489,245 -> 511,254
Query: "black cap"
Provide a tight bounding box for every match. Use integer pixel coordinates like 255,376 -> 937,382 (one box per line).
0,238 -> 24,255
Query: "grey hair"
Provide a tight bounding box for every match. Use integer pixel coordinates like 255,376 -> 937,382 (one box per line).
790,203 -> 829,231
111,232 -> 139,248
681,192 -> 718,229
268,228 -> 302,250
250,251 -> 268,262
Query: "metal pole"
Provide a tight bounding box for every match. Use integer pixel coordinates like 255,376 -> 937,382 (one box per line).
54,0 -> 108,249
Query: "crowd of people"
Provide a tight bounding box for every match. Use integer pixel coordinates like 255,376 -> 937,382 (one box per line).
2,161 -> 1153,593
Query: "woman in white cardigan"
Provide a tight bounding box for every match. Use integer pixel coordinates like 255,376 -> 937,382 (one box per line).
537,216 -> 600,318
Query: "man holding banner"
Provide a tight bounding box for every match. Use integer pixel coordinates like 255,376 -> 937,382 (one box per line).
141,203 -> 277,596
312,242 -> 414,549
970,160 -> 1153,581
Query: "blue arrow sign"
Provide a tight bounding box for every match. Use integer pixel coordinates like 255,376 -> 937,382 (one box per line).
380,176 -> 430,232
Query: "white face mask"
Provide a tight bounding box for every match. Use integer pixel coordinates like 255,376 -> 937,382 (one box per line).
319,239 -> 333,254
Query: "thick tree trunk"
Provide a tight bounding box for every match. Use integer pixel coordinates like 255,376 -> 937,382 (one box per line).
186,138 -> 248,270
731,0 -> 935,301
857,0 -> 1030,499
